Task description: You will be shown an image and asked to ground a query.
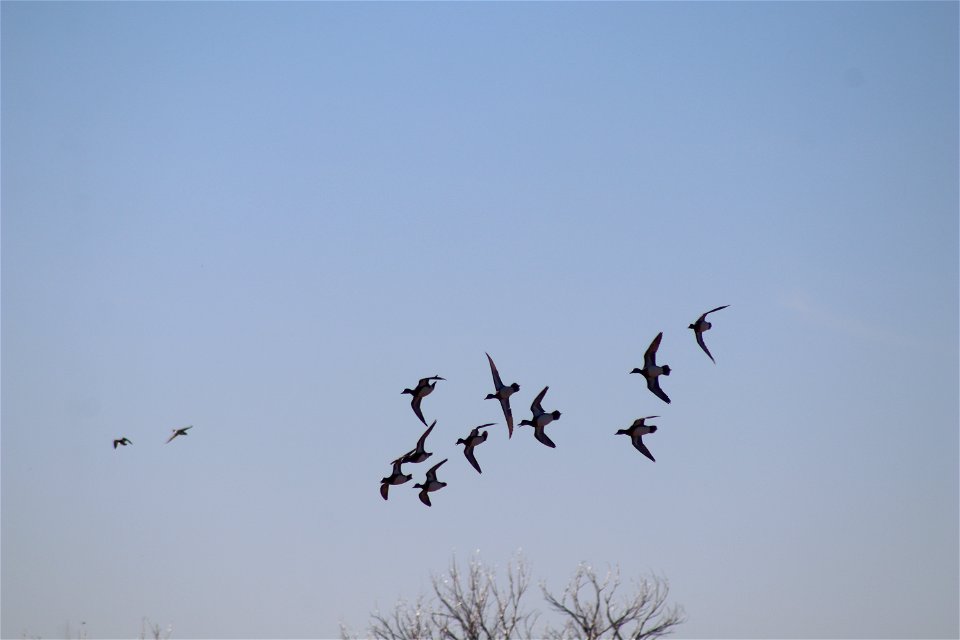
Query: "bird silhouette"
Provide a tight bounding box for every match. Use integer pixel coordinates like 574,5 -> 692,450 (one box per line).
413,458 -> 449,506
400,421 -> 436,465
380,457 -> 413,500
165,425 -> 193,444
484,353 -> 519,438
631,332 -> 672,404
518,386 -> 561,448
456,424 -> 493,473
615,416 -> 659,462
401,376 -> 444,425
689,305 -> 730,363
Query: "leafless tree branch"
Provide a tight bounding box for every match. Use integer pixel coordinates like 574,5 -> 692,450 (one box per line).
344,555 -> 683,640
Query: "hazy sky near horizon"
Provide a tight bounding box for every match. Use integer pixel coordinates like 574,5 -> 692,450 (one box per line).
2,2 -> 957,639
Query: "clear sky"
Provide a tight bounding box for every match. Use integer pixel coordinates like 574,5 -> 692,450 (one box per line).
2,2 -> 957,639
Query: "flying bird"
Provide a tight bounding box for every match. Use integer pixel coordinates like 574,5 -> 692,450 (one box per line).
518,386 -> 561,448
402,376 -> 445,425
631,332 -> 672,404
615,416 -> 659,462
689,305 -> 730,363
165,425 -> 193,444
380,457 -> 413,500
413,458 -> 449,507
113,437 -> 132,449
456,424 -> 493,473
400,420 -> 436,465
484,353 -> 519,438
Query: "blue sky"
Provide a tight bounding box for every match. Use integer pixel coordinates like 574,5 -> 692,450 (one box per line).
2,2 -> 957,638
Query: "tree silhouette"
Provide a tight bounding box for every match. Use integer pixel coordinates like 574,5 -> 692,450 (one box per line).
541,564 -> 684,640
342,555 -> 683,640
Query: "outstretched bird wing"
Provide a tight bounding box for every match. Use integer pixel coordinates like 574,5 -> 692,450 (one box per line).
486,353 -> 504,389
499,397 -> 514,438
534,427 -> 556,449
632,436 -> 656,462
695,330 -> 716,363
700,304 -> 730,320
644,332 -> 664,368
463,446 -> 482,474
530,386 -> 549,416
390,456 -> 408,474
425,458 -> 448,482
418,489 -> 432,507
410,395 -> 427,425
647,377 -> 671,404
416,420 -> 436,449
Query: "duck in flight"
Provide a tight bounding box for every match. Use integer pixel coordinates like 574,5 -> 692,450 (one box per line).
484,353 -> 519,438
380,457 -> 413,500
165,425 -> 192,444
631,332 -> 672,404
615,416 -> 659,462
689,305 -> 730,363
413,458 -> 449,507
402,376 -> 445,425
518,386 -> 561,448
456,423 -> 493,473
113,437 -> 132,449
400,420 -> 436,465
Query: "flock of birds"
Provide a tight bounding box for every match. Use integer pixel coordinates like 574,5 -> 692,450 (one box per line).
112,425 -> 193,449
111,304 -> 729,506
380,305 -> 731,507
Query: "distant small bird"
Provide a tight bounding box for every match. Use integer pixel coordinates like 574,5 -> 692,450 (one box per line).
165,425 -> 193,444
113,437 -> 132,449
616,416 -> 659,462
402,376 -> 445,425
380,457 -> 413,500
413,458 -> 449,507
689,305 -> 730,363
400,420 -> 436,465
631,332 -> 672,404
484,353 -> 520,438
518,386 -> 561,448
456,424 -> 493,473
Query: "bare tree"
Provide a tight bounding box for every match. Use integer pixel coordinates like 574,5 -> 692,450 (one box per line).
362,595 -> 438,640
343,555 -> 683,640
541,564 -> 685,640
342,554 -> 538,640
140,617 -> 173,640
